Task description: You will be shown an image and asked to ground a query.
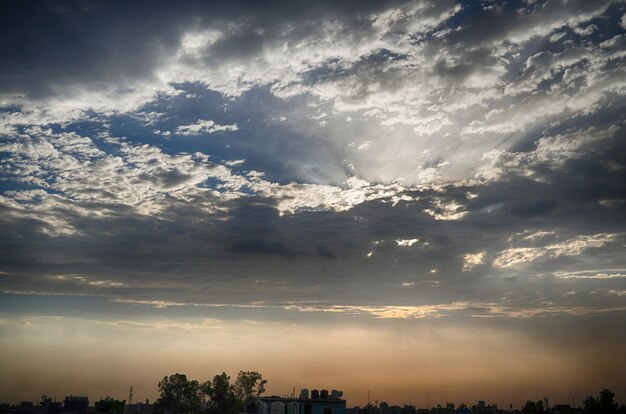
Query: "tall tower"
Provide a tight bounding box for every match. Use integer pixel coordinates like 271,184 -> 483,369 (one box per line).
128,386 -> 133,405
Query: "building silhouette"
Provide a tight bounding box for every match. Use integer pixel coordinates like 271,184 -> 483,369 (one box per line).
244,388 -> 346,414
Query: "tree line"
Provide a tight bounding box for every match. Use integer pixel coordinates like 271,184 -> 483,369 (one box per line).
154,371 -> 266,414
153,374 -> 624,414
520,389 -> 626,414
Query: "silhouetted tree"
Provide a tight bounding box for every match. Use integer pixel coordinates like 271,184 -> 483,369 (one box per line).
522,400 -> 538,414
202,372 -> 239,414
536,400 -> 544,413
400,404 -> 416,414
584,389 -> 619,414
233,371 -> 266,406
155,373 -> 201,414
431,403 -> 443,414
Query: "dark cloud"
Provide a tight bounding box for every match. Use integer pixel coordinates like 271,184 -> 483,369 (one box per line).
2,140 -> 625,305
0,1 -> 178,97
230,238 -> 299,259
510,199 -> 557,218
316,245 -> 335,259
444,0 -> 613,47
433,47 -> 498,83
150,170 -> 195,189
0,0 -> 413,99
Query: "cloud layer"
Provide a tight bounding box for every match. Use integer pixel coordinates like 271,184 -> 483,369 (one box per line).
1,0 -> 626,405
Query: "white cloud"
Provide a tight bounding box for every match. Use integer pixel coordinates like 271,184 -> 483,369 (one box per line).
51,274 -> 126,287
1,124 -> 428,238
493,234 -> 618,268
283,302 -> 474,319
247,177 -> 411,215
473,124 -> 622,183
396,239 -> 419,247
423,198 -> 467,221
463,251 -> 486,271
573,24 -> 598,37
553,271 -> 626,280
282,300 -> 626,319
2,1 -> 622,190
492,247 -> 545,268
0,128 -> 248,233
508,230 -> 557,242
174,119 -> 238,136
0,0 -> 624,235
549,32 -> 566,42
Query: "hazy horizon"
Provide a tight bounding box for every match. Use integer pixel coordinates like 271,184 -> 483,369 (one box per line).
2,312 -> 625,407
1,0 -> 625,408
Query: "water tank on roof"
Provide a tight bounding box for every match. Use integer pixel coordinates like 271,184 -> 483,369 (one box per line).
311,389 -> 320,399
300,389 -> 309,400
320,389 -> 329,400
270,401 -> 285,414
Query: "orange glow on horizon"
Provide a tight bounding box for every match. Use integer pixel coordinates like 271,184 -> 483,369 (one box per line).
1,315 -> 624,408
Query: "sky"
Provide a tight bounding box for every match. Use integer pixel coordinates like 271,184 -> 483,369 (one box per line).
1,0 -> 626,408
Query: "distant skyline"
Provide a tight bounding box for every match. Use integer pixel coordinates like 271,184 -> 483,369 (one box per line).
1,0 -> 625,407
